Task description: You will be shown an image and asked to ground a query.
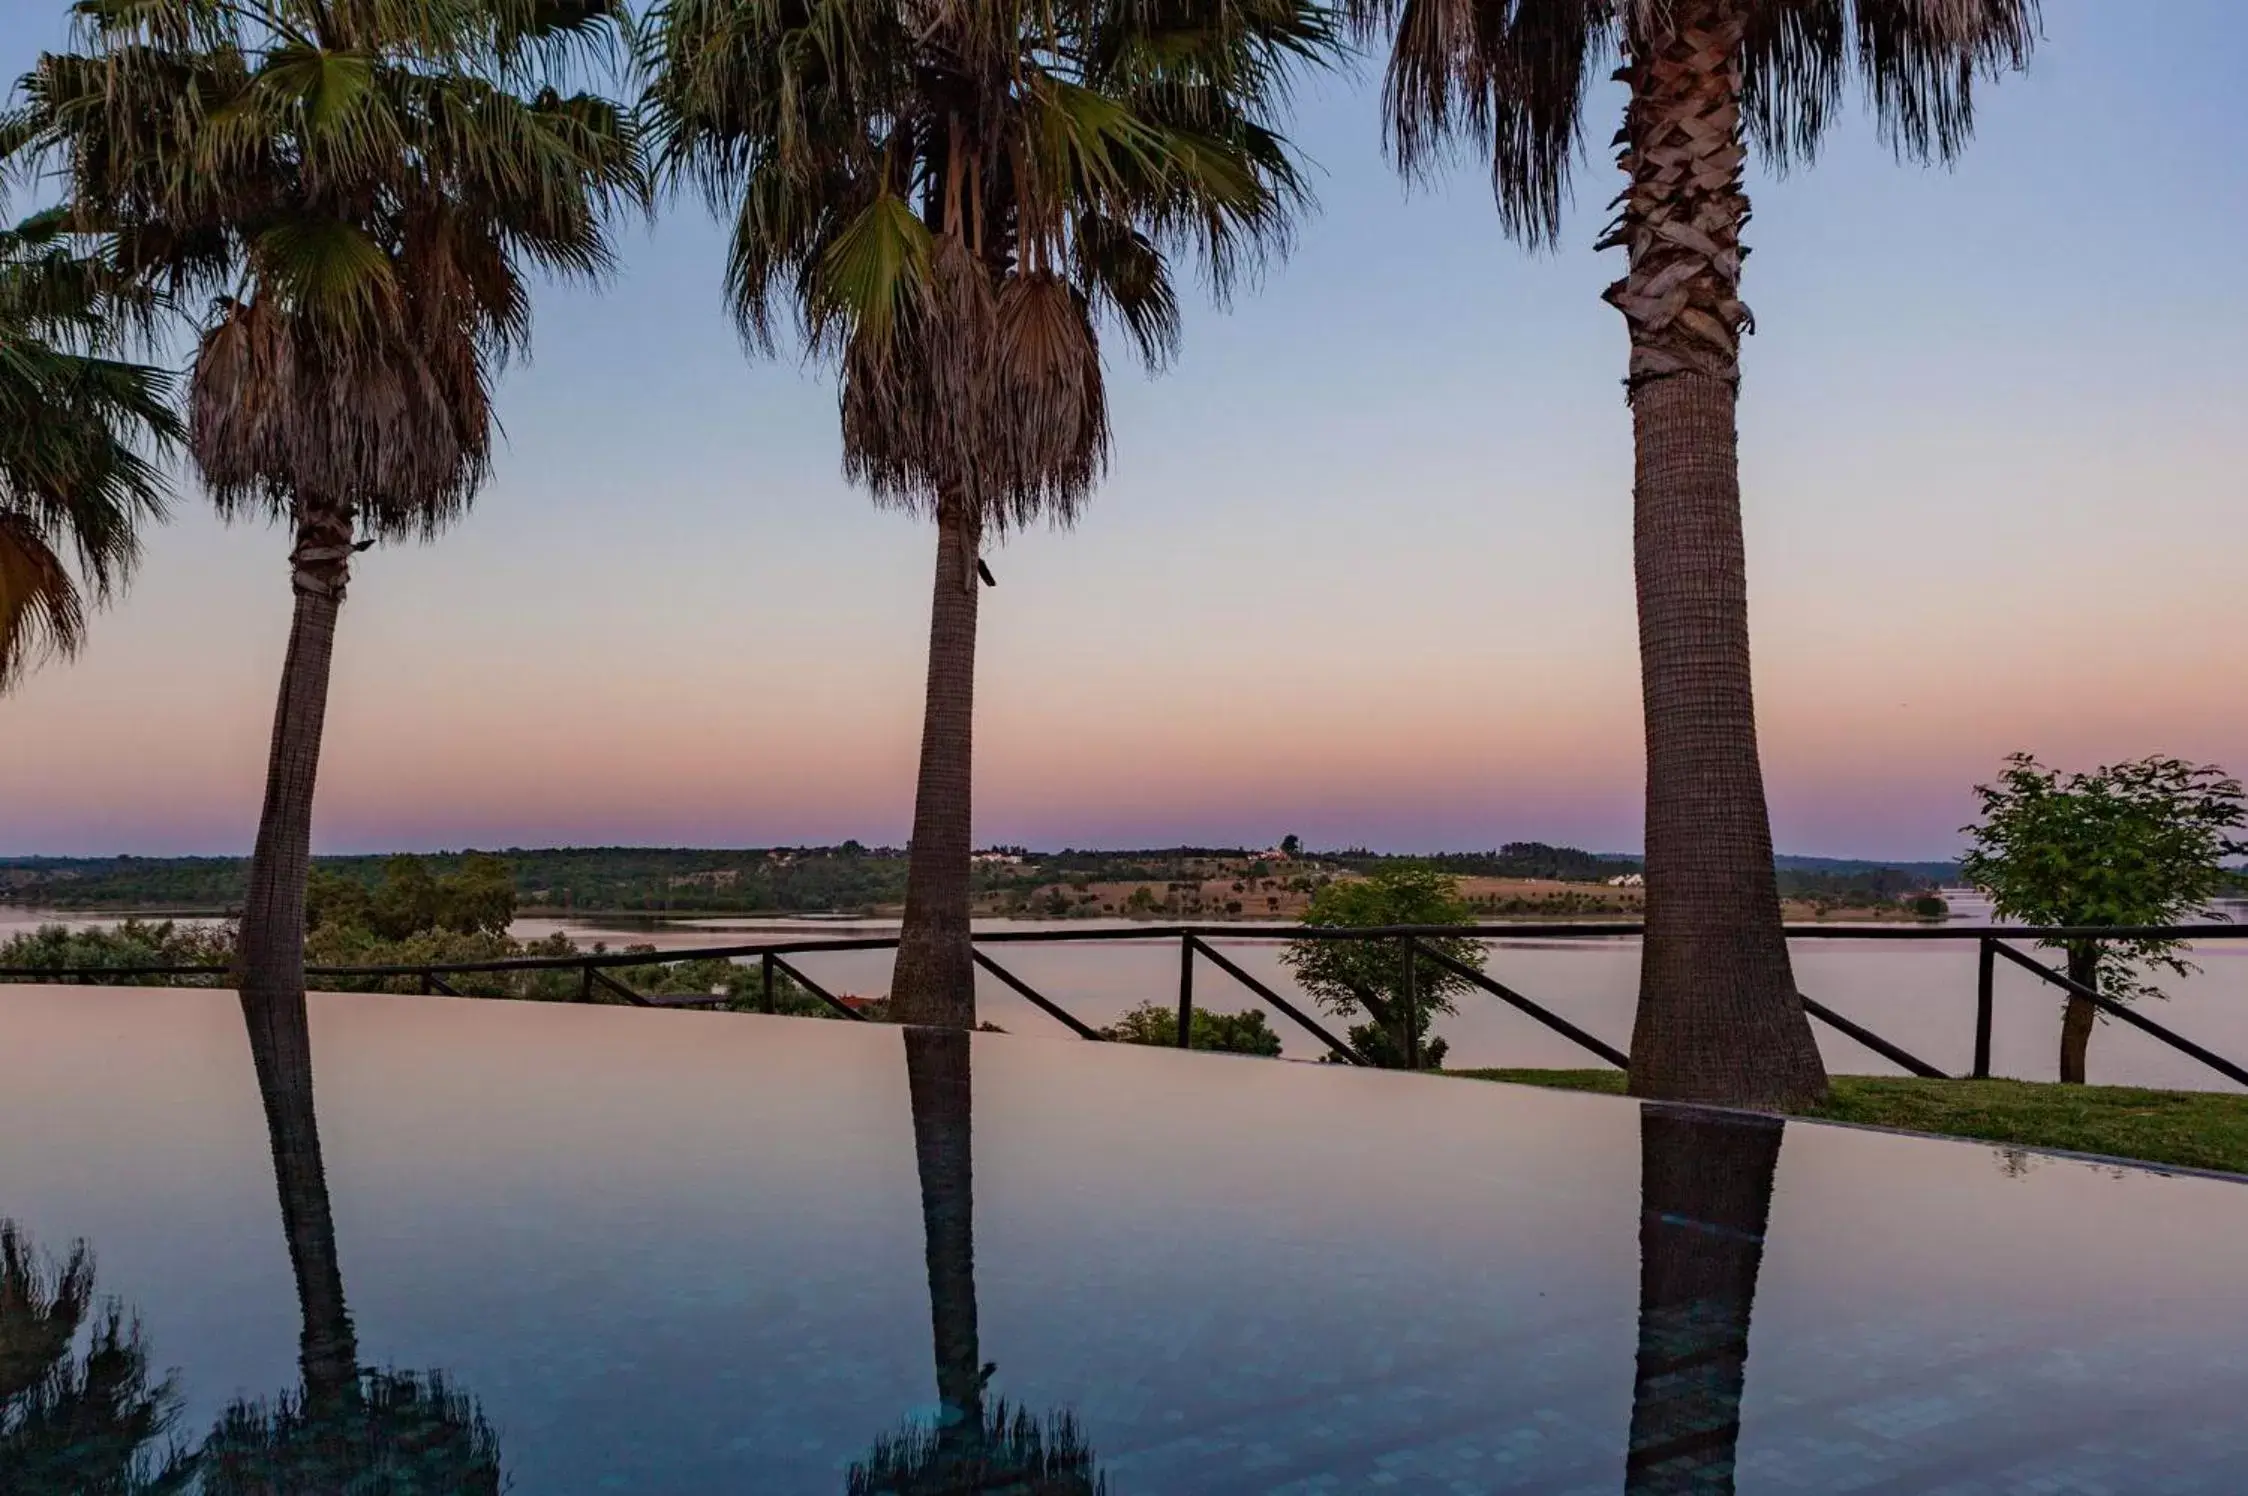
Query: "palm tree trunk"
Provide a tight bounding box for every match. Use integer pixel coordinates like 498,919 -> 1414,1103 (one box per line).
1626,1107 -> 1783,1494
241,987 -> 360,1411
890,494 -> 982,1029
1605,0 -> 1826,1107
2060,943 -> 2098,1084
904,1027 -> 984,1464
234,499 -> 354,1047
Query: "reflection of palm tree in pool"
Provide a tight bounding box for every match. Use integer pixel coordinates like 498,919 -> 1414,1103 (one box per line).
0,1220 -> 195,1493
1625,1107 -> 1784,1494
196,1010 -> 501,1492
849,1027 -> 1105,1494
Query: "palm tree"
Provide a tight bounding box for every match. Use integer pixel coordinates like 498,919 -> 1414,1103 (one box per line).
1625,1106 -> 1783,1492
642,0 -> 1333,1025
0,206 -> 177,693
848,1027 -> 1106,1493
21,0 -> 641,1053
1356,0 -> 2036,1104
196,984 -> 501,1493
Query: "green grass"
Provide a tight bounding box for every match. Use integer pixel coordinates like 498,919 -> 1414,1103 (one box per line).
1450,1069 -> 2248,1177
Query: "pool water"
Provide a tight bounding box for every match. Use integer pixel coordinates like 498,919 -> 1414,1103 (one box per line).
2,984 -> 2244,1492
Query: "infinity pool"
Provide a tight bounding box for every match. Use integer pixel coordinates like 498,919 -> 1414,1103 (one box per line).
3,984 -> 2243,1492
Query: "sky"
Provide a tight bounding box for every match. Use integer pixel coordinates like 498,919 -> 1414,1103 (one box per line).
3,0 -> 2244,862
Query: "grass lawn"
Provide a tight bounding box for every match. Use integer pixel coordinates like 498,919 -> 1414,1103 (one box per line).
1450,1069 -> 2248,1177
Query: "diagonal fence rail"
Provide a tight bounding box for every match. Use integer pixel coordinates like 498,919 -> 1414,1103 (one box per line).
6,921 -> 2246,1089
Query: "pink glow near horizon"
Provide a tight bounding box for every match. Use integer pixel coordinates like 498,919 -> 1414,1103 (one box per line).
4,1 -> 2244,860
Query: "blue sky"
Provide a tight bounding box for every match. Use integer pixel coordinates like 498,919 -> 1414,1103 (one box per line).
4,0 -> 2244,860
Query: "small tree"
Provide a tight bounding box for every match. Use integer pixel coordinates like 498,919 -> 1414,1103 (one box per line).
1281,865 -> 1484,1069
1960,754 -> 2246,1084
1279,834 -> 1301,857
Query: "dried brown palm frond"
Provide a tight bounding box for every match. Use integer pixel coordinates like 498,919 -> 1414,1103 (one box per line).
187,294 -> 490,539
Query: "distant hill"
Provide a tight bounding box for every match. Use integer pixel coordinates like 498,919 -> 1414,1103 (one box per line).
1,842 -> 1959,913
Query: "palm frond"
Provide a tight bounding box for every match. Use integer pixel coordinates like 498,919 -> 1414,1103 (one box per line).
1371,0 -> 2037,243
24,0 -> 643,550
642,0 -> 1337,533
0,203 -> 179,691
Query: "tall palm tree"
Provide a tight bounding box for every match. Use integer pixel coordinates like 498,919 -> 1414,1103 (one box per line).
22,0 -> 641,1051
0,206 -> 177,693
848,1027 -> 1106,1493
642,0 -> 1334,1025
1625,1106 -> 1783,1493
1356,0 -> 2037,1104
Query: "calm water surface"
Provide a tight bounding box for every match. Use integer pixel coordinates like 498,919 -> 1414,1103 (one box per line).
2,986 -> 2246,1492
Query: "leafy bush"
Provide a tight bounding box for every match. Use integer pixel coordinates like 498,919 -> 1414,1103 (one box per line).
0,919 -> 234,984
1100,1000 -> 1282,1056
1342,1021 -> 1448,1070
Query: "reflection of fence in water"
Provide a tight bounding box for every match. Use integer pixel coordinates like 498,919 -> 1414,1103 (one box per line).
10,922 -> 2248,1091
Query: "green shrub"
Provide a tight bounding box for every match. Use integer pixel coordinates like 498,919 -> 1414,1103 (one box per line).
0,919 -> 234,984
1100,1000 -> 1282,1056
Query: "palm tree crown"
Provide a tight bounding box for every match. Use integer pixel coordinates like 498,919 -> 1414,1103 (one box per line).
0,207 -> 176,692
643,0 -> 1329,528
1366,0 -> 2038,251
22,0 -> 642,541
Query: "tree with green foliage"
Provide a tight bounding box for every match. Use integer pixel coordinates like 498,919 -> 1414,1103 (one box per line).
1353,0 -> 2036,1107
1279,834 -> 1301,857
642,0 -> 1333,1028
0,918 -> 232,985
1100,1001 -> 1282,1057
0,206 -> 178,693
1281,865 -> 1484,1069
22,0 -> 641,1057
308,854 -> 517,940
1960,753 -> 2246,1084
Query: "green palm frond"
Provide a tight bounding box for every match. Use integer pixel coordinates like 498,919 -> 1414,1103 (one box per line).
811,186 -> 933,353
642,0 -> 1338,531
1365,0 -> 2038,246
22,0 -> 643,542
0,203 -> 179,692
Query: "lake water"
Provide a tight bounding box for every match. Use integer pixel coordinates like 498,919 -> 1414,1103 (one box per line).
10,899 -> 2248,1090
2,984 -> 2244,1492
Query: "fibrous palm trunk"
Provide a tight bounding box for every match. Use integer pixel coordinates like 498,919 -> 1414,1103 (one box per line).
1604,0 -> 1826,1107
1626,1107 -> 1782,1494
904,1027 -> 984,1463
2060,943 -> 2098,1084
889,494 -> 982,1028
234,499 -> 354,1049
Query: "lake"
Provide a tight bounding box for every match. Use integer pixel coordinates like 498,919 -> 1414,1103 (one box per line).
12,896 -> 2247,1090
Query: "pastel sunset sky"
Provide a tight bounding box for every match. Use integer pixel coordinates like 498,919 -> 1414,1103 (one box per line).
4,0 -> 2242,860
